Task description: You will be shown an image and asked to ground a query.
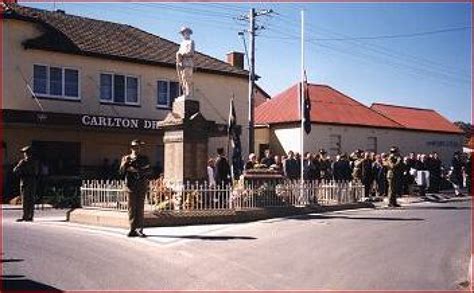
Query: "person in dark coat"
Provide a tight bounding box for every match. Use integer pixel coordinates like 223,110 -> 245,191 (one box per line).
451,152 -> 463,189
13,146 -> 39,222
214,148 -> 231,186
372,154 -> 386,197
361,152 -> 374,198
120,139 -> 151,237
260,149 -> 275,168
318,149 -> 332,180
303,152 -> 319,181
332,155 -> 347,181
284,151 -> 299,180
429,152 -> 442,192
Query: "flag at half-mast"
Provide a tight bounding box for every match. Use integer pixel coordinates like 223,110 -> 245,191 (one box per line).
228,96 -> 243,179
303,70 -> 312,134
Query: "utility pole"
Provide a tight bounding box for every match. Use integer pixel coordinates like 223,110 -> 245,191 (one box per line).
248,8 -> 256,155
238,8 -> 274,155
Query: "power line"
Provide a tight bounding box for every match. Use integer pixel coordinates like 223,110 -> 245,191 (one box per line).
311,26 -> 471,41
262,18 -> 470,83
274,11 -> 470,77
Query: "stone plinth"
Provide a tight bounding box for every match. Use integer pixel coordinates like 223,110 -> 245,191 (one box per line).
158,98 -> 210,183
172,96 -> 200,120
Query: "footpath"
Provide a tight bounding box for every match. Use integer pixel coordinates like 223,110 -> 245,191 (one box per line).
3,190 -> 470,229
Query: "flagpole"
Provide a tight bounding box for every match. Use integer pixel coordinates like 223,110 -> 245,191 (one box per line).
300,9 -> 305,183
228,96 -> 232,181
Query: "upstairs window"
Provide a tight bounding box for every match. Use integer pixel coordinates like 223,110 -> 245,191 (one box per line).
33,65 -> 80,99
100,73 -> 139,105
157,80 -> 180,108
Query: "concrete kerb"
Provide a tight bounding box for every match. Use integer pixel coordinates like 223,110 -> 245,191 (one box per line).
69,202 -> 375,229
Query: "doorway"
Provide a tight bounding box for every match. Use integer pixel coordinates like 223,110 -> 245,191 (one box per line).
32,141 -> 81,176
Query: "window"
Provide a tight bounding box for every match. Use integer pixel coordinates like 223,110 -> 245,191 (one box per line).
157,80 -> 180,108
100,73 -> 139,105
329,134 -> 341,155
65,69 -> 79,97
33,65 -> 79,99
367,137 -> 377,153
33,65 -> 47,94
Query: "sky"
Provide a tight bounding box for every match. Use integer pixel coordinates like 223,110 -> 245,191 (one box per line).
21,1 -> 472,123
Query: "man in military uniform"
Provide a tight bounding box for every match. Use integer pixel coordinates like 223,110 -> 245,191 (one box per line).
13,146 -> 39,222
385,146 -> 403,207
351,149 -> 364,183
120,139 -> 151,237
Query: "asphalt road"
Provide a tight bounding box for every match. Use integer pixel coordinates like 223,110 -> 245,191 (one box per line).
2,200 -> 471,290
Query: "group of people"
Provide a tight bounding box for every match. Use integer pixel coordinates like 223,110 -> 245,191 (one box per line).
243,147 -> 471,202
12,139 -> 471,236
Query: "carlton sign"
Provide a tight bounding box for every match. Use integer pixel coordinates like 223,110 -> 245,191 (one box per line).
81,115 -> 161,130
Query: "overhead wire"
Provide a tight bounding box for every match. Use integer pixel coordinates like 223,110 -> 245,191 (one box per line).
261,14 -> 470,84
61,3 -> 470,86
273,9 -> 470,78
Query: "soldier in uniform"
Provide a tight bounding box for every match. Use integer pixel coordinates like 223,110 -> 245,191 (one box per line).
351,149 -> 364,183
13,146 -> 39,222
120,139 -> 151,237
385,146 -> 403,207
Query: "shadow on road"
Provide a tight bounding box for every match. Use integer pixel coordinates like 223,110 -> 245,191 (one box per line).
1,257 -> 62,292
147,235 -> 257,241
2,277 -> 62,292
2,274 -> 25,278
401,206 -> 470,211
0,258 -> 24,263
288,214 -> 424,222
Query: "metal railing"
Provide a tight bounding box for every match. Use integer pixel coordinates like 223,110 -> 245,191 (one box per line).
80,179 -> 364,212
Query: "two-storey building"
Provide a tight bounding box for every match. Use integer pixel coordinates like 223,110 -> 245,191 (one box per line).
2,3 -> 250,181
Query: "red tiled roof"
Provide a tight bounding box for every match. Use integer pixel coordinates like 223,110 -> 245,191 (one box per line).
370,103 -> 463,134
255,83 -> 403,129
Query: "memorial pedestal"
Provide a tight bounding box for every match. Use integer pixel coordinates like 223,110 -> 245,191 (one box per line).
158,97 -> 209,183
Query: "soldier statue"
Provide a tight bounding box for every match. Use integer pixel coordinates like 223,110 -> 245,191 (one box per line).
13,145 -> 39,222
176,26 -> 195,98
120,139 -> 151,237
384,146 -> 403,207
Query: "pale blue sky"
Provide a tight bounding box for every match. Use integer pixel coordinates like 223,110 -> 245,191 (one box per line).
22,2 -> 472,122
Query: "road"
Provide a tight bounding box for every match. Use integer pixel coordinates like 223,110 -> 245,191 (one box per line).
2,199 -> 471,291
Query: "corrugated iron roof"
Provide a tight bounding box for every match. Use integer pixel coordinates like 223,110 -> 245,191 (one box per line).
370,103 -> 463,134
255,83 -> 403,129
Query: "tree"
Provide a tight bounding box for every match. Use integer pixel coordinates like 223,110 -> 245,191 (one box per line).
453,121 -> 472,145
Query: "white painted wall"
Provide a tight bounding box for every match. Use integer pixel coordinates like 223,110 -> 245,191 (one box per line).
271,124 -> 463,165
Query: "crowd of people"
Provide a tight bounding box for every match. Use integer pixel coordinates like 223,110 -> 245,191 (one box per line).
240,147 -> 471,198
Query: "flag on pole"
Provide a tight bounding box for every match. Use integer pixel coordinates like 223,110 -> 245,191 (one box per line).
228,96 -> 243,179
228,96 -> 237,137
303,70 -> 311,134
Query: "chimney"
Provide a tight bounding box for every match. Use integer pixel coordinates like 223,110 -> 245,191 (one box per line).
226,51 -> 244,70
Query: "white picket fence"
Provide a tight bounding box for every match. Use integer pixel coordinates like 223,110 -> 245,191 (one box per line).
80,179 -> 364,212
